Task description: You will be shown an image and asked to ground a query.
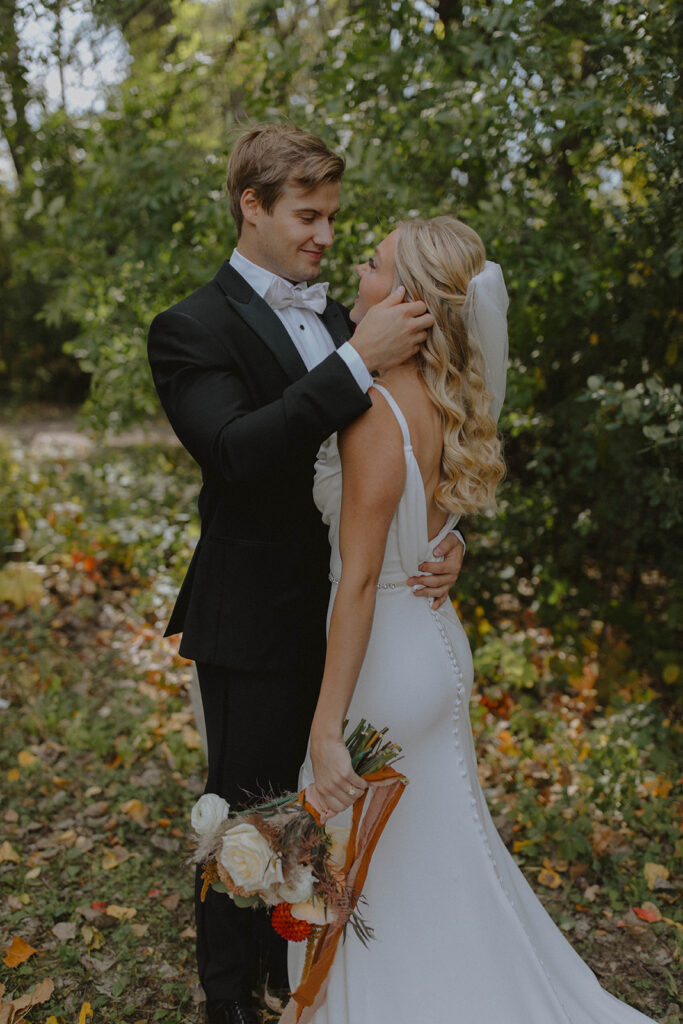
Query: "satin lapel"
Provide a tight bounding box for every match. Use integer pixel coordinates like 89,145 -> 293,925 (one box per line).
320,299 -> 353,349
214,261 -> 307,381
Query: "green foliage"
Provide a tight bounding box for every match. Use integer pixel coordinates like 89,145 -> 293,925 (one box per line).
473,634 -> 538,691
1,0 -> 681,670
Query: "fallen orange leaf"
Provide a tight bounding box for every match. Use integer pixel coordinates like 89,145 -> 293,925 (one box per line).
120,798 -> 148,823
3,936 -> 39,967
633,902 -> 662,923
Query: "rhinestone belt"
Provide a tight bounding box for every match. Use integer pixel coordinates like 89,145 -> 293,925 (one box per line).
328,572 -> 399,591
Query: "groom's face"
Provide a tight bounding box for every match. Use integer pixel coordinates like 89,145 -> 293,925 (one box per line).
241,180 -> 341,283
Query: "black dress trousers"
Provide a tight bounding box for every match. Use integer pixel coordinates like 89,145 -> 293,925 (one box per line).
194,660 -> 323,1002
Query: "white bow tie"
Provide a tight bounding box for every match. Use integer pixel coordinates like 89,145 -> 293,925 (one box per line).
265,278 -> 329,315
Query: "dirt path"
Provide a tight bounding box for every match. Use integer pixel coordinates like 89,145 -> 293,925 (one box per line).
0,403 -> 178,455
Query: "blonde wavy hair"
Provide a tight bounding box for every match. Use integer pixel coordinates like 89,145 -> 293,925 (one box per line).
393,216 -> 505,517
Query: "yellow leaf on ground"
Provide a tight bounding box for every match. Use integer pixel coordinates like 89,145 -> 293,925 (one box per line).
538,867 -> 563,889
120,798 -> 148,823
101,846 -> 130,870
644,862 -> 669,890
105,904 -> 137,921
543,856 -> 568,873
17,750 -> 38,767
0,563 -> 43,609
81,925 -> 105,950
3,936 -> 38,967
0,842 -> 20,864
79,1002 -> 94,1024
6,768 -> 20,782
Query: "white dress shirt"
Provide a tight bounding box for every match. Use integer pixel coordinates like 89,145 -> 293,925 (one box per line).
229,249 -> 373,392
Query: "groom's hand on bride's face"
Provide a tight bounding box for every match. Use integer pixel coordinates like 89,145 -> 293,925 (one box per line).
406,533 -> 465,611
350,286 -> 434,375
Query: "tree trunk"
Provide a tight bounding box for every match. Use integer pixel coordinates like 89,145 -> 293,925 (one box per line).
0,0 -> 34,182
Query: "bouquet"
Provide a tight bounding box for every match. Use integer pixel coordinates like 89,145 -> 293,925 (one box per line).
190,720 -> 408,1024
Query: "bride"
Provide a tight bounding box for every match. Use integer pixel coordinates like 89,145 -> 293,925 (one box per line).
288,216 -> 657,1023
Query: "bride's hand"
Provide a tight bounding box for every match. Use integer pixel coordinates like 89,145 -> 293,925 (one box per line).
310,733 -> 368,816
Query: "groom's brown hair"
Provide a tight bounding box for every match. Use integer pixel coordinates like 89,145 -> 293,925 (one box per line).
226,123 -> 345,235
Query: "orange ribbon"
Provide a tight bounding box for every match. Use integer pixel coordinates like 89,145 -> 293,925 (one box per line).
281,765 -> 407,1024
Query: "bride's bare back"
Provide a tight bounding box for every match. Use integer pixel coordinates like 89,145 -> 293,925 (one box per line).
376,361 -> 448,541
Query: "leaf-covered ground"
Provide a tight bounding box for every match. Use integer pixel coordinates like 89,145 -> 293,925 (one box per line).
0,419 -> 680,1024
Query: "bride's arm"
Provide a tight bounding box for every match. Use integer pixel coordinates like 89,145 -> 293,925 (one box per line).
310,391 -> 405,815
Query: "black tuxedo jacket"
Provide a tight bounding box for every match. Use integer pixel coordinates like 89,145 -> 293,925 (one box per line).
147,261 -> 371,676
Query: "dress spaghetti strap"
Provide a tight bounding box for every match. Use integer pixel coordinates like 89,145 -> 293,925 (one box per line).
371,382 -> 412,448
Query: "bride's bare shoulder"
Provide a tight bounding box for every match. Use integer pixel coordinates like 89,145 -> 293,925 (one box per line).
337,384 -> 406,510
339,382 -> 404,448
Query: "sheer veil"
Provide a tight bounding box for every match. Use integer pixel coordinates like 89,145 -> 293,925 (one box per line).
462,260 -> 509,423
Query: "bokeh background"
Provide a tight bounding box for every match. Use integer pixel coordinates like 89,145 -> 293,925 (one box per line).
0,2 -> 681,1022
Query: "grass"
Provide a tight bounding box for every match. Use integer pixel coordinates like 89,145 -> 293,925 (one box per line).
0,432 -> 680,1023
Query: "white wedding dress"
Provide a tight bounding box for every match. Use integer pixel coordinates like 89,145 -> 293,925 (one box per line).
288,384 -> 657,1024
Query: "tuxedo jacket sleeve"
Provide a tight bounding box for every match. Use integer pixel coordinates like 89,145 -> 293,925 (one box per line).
148,276 -> 370,484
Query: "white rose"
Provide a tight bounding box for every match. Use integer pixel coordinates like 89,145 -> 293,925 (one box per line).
191,793 -> 230,836
277,865 -> 315,905
219,823 -> 283,893
326,826 -> 350,868
290,895 -> 337,926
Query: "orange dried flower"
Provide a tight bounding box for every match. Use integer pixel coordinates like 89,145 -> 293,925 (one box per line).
271,902 -> 313,942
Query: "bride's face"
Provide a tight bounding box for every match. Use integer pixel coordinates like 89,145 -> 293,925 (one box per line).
349,230 -> 398,324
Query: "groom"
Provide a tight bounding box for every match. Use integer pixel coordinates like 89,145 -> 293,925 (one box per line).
148,123 -> 465,1024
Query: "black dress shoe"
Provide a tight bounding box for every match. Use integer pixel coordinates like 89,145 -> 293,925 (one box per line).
205,1000 -> 261,1024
